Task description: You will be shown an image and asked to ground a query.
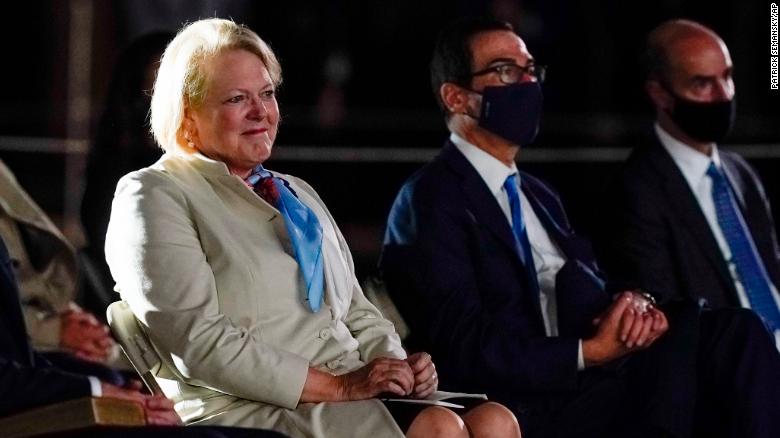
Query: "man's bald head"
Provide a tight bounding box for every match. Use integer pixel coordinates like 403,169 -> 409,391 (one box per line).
642,19 -> 726,85
642,19 -> 736,150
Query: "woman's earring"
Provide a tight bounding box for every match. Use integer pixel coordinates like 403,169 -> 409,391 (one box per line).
184,131 -> 196,149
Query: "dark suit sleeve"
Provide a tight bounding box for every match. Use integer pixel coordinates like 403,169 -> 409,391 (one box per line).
383,183 -> 579,395
0,236 -> 92,417
0,355 -> 92,416
597,173 -> 683,304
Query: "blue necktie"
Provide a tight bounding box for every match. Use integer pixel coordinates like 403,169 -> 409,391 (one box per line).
504,174 -> 539,294
246,165 -> 325,312
707,162 -> 780,331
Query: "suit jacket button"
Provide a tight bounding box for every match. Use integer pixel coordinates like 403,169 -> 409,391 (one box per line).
319,328 -> 332,340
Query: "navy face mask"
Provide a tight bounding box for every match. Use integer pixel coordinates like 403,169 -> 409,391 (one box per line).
667,93 -> 736,143
478,82 -> 543,147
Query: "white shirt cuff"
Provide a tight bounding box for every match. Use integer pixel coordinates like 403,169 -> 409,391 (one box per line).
87,376 -> 102,397
577,340 -> 585,371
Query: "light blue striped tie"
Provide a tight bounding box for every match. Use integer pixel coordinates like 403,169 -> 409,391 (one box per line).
707,162 -> 780,331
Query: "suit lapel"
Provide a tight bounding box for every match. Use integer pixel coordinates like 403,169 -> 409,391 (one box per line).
179,150 -> 294,258
214,174 -> 295,256
520,175 -> 598,265
441,143 -> 523,265
440,143 -> 546,328
721,154 -> 780,289
215,174 -> 280,220
721,157 -> 747,209
520,180 -> 570,254
648,140 -> 736,294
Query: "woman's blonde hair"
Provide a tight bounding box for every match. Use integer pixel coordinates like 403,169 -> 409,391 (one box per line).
150,18 -> 282,153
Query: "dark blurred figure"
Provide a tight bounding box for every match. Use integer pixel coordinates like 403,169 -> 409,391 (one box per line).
0,158 -> 129,385
0,234 -> 285,437
81,32 -> 172,293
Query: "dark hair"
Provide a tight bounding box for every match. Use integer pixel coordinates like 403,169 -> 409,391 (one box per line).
430,18 -> 514,115
95,31 -> 174,155
81,31 -> 173,288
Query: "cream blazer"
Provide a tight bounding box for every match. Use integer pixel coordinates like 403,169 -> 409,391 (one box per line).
105,152 -> 407,437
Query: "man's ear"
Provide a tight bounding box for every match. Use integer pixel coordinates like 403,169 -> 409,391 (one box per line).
646,80 -> 673,111
440,82 -> 468,114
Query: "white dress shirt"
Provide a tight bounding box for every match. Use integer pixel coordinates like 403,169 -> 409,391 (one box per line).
451,134 -> 585,368
88,376 -> 102,396
656,124 -> 780,347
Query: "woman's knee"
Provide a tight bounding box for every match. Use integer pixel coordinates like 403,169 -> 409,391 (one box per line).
407,406 -> 468,438
462,401 -> 522,438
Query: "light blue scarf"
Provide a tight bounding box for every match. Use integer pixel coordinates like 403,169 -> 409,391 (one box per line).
246,165 -> 324,312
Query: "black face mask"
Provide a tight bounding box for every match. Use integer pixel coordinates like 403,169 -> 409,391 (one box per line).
477,82 -> 543,147
666,92 -> 736,143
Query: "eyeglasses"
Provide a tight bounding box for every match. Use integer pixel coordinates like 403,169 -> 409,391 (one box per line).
468,63 -> 547,84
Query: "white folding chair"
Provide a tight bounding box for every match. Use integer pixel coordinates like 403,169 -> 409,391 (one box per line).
106,301 -> 164,395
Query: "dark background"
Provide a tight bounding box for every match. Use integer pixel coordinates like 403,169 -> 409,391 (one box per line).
1,0 -> 778,280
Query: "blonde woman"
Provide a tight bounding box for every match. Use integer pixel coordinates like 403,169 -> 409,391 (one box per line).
106,18 -> 520,438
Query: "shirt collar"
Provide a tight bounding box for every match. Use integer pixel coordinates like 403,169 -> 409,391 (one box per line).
450,133 -> 518,196
655,123 -> 722,187
173,150 -> 233,177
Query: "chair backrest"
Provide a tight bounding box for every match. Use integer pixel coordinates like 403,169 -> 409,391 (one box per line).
362,277 -> 409,341
106,301 -> 164,395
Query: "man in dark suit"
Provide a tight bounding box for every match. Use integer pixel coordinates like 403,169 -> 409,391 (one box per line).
596,19 -> 780,347
1,236 -> 283,437
381,18 -> 780,438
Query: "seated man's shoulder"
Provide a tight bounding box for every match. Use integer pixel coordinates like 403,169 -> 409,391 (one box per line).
603,146 -> 662,201
720,150 -> 770,200
621,145 -> 658,177
519,171 -> 559,197
397,159 -> 462,205
720,149 -> 758,177
518,170 -> 570,214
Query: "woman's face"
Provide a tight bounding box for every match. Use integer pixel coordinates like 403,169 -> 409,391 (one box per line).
186,49 -> 279,177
